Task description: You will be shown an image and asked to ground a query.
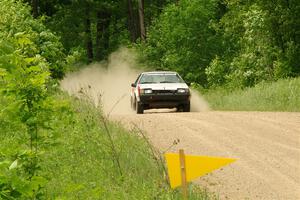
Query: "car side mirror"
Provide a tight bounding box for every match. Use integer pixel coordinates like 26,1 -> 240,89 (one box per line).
186,82 -> 191,86
131,83 -> 136,87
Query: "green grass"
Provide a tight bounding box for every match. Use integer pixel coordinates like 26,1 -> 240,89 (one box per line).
202,77 -> 300,111
0,92 -> 213,199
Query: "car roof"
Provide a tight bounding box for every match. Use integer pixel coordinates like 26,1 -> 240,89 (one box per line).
141,71 -> 177,75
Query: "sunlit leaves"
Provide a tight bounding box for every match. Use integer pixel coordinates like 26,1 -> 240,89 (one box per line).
0,0 -> 66,198
205,0 -> 300,88
140,0 -> 220,85
0,0 -> 66,79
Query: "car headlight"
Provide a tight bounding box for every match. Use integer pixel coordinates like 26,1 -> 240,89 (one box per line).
144,89 -> 153,94
140,88 -> 152,94
177,88 -> 188,93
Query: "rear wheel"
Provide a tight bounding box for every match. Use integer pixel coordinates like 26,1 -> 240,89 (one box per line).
131,97 -> 136,110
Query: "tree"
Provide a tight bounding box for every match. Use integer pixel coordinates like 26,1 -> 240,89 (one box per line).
85,2 -> 94,63
31,0 -> 39,17
127,0 -> 139,42
138,0 -> 146,41
139,0 -> 221,85
205,0 -> 300,87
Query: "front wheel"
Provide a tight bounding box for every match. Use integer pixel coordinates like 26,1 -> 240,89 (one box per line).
136,102 -> 144,114
183,102 -> 190,112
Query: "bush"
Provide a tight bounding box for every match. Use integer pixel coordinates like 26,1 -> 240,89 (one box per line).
0,0 -> 66,79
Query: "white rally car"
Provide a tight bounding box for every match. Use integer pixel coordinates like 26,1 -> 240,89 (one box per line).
130,71 -> 191,114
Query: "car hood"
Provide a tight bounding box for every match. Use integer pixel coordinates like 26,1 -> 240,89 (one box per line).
139,83 -> 188,90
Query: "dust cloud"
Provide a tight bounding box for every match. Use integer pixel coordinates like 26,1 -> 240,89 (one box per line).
60,48 -> 210,115
61,48 -> 139,115
190,90 -> 210,112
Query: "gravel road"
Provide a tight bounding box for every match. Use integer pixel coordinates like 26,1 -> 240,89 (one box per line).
61,64 -> 300,199
113,111 -> 300,200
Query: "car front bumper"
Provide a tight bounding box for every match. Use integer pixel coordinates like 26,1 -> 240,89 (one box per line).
139,93 -> 190,109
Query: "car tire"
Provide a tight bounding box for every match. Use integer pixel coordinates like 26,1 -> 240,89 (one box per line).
136,102 -> 144,114
183,102 -> 190,112
176,106 -> 183,112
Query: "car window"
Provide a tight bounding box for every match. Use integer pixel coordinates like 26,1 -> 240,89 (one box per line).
139,74 -> 184,84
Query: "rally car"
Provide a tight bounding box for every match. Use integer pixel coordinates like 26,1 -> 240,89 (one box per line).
130,71 -> 190,114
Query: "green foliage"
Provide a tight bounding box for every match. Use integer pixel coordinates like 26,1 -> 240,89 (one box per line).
205,56 -> 228,87
0,151 -> 47,199
39,94 -> 213,199
205,0 -> 300,88
138,0 -> 221,85
0,90 -> 213,199
46,0 -> 131,62
138,0 -> 300,88
0,1 -> 212,199
0,0 -> 66,79
0,0 -> 68,198
201,77 -> 300,111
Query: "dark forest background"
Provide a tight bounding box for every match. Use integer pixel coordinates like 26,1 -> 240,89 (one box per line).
23,0 -> 300,88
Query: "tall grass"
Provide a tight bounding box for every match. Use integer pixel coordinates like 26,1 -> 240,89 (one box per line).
0,92 -> 213,199
202,77 -> 300,111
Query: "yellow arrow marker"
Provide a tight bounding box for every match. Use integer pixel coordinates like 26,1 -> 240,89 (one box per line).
165,153 -> 236,188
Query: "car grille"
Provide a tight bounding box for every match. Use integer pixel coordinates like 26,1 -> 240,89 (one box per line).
153,90 -> 175,94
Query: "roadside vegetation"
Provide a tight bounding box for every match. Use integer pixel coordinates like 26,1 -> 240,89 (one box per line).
200,78 -> 300,111
0,91 -> 211,199
0,0 -> 210,199
1,0 -> 299,198
136,0 -> 299,111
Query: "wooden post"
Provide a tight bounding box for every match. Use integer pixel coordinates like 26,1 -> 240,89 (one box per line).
179,149 -> 188,200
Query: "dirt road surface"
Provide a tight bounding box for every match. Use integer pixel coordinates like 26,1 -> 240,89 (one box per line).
113,111 -> 300,200
61,57 -> 300,199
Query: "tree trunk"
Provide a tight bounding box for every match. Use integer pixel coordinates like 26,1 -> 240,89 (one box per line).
127,0 -> 138,42
156,0 -> 162,15
96,11 -> 104,61
138,0 -> 146,41
103,12 -> 111,51
95,10 -> 111,61
32,0 -> 39,18
85,5 -> 93,63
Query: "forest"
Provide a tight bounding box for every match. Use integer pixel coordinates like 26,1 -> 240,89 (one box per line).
0,0 -> 299,199
3,0 -> 298,87
18,0 -> 300,88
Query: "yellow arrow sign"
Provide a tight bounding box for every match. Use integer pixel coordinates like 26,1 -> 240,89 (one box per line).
165,152 -> 236,188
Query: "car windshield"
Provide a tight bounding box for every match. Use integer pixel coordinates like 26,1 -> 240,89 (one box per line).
139,73 -> 184,84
